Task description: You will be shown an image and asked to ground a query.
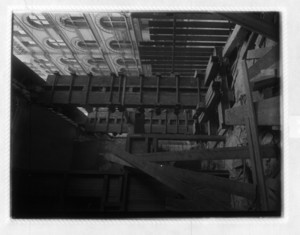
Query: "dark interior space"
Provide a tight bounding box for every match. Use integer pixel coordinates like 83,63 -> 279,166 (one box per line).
11,12 -> 281,218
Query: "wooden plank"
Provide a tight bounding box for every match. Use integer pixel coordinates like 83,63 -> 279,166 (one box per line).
247,47 -> 273,60
247,45 -> 279,79
242,60 -> 269,210
136,145 -> 277,162
218,13 -> 279,42
121,76 -> 127,106
252,75 -> 279,91
85,74 -> 92,105
109,75 -> 115,103
204,56 -> 220,86
225,96 -> 280,126
108,145 -> 256,201
222,25 -> 249,58
239,32 -> 258,60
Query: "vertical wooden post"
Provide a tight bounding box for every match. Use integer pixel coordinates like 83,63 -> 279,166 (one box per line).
185,110 -> 189,134
176,75 -> 180,104
197,76 -> 201,103
93,108 -> 98,132
242,60 -> 269,210
176,113 -> 179,134
165,110 -> 168,134
118,74 -> 123,104
140,74 -> 144,104
68,73 -> 76,104
153,137 -> 158,152
120,111 -> 125,133
106,110 -> 111,133
122,75 -> 127,106
85,73 -> 93,105
109,74 -> 115,103
150,110 -> 153,133
50,72 -> 59,103
145,137 -> 149,153
156,75 -> 160,104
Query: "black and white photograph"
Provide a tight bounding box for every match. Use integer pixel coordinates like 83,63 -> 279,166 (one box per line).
2,0 -> 300,234
10,11 -> 281,218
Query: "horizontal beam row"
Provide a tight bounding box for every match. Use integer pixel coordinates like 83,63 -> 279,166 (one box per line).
139,41 -> 226,47
88,110 -> 194,120
151,65 -> 207,70
139,51 -> 212,57
131,12 -> 227,20
40,91 -> 204,108
149,20 -> 235,29
149,28 -> 230,36
140,56 -> 210,61
139,46 -> 214,53
44,75 -> 203,87
142,61 -> 209,66
149,35 -> 228,41
85,110 -> 195,134
40,75 -> 206,108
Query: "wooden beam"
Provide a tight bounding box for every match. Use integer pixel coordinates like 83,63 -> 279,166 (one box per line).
248,45 -> 279,79
241,60 -> 269,210
225,96 -> 280,126
45,74 -> 203,88
142,60 -> 209,65
41,89 -> 204,109
222,25 -> 249,57
247,47 -> 273,60
136,145 -> 277,162
218,13 -> 279,42
204,56 -> 220,86
252,74 -> 279,91
108,145 -> 256,202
